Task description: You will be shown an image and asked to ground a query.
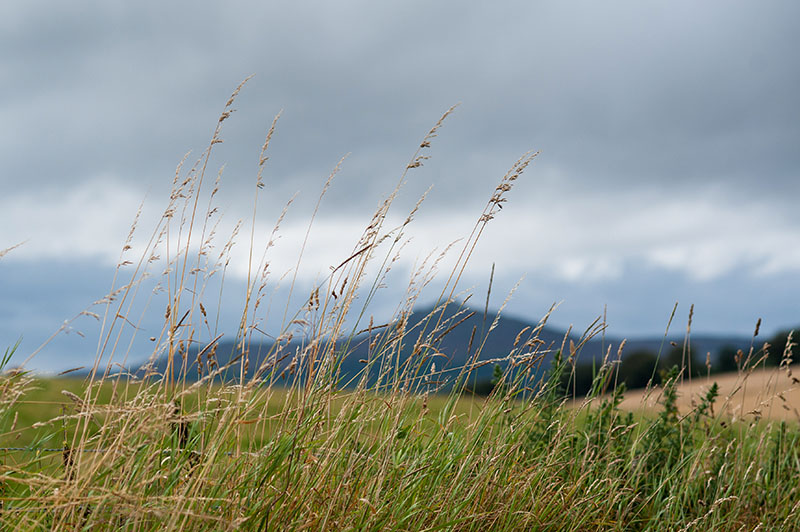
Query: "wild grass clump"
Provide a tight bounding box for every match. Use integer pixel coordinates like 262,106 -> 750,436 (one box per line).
2,79 -> 800,530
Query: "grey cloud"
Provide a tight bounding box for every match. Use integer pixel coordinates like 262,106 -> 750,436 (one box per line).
4,1 -> 798,201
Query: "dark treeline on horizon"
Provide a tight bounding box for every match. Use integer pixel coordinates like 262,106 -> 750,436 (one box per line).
469,328 -> 799,397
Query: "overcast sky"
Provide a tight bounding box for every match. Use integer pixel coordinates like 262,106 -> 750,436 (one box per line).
2,1 -> 799,372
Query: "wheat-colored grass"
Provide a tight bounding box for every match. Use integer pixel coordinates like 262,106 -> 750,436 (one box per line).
618,363 -> 800,422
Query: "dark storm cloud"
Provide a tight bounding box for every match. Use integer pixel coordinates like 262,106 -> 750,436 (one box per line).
3,1 -> 798,202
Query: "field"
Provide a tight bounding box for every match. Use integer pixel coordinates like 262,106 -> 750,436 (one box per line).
619,364 -> 800,422
3,354 -> 800,530
3,81 -> 800,530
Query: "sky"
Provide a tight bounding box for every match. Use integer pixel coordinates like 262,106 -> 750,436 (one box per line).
2,1 -> 799,372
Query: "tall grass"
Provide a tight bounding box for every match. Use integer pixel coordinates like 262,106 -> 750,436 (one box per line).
2,80 -> 800,530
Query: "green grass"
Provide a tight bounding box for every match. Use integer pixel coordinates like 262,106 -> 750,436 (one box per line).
2,353 -> 800,530
1,376 -> 484,450
2,79 -> 799,530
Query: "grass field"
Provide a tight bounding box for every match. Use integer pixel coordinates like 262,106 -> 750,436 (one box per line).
3,353 -> 800,530
3,81 -> 800,530
1,376 -> 487,450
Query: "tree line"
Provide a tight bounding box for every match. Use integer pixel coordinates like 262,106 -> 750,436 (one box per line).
469,328 -> 798,397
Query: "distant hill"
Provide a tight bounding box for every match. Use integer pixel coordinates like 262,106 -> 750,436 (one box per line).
124,305 -> 754,389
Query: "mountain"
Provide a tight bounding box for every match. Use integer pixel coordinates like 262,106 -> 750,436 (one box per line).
127,305 -> 754,389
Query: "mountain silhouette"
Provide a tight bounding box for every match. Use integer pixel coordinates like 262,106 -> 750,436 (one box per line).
127,304 -> 753,390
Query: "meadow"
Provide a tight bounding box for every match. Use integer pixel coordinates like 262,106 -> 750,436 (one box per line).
2,80 -> 799,530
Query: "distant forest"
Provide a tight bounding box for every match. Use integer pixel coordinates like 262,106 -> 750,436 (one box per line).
470,328 -> 799,397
